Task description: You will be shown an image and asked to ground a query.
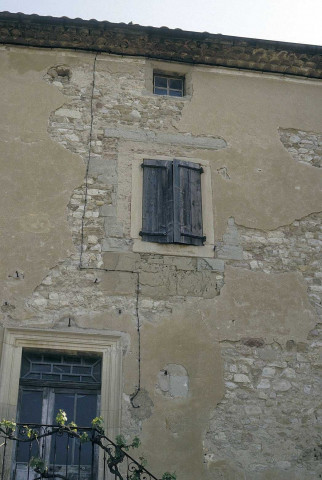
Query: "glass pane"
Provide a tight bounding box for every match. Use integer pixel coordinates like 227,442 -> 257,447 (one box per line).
26,352 -> 44,361
83,356 -> 99,366
82,376 -> 95,383
42,373 -> 61,381
76,394 -> 97,427
50,429 -> 73,466
93,362 -> 101,381
72,366 -> 91,374
63,355 -> 81,364
54,392 -> 75,423
16,434 -> 41,463
51,393 -> 75,465
50,393 -> 98,466
169,89 -> 183,97
25,372 -> 40,380
44,353 -> 61,363
32,363 -> 51,373
76,394 -> 98,465
62,374 -> 81,382
19,390 -> 43,424
169,78 -> 183,90
75,436 -> 92,467
154,76 -> 167,88
154,87 -> 168,95
53,364 -> 71,373
16,390 -> 43,462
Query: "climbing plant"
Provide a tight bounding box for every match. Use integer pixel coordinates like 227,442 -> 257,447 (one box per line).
0,411 -> 176,480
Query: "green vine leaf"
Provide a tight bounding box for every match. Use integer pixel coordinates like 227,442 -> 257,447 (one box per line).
55,409 -> 67,426
29,456 -> 47,474
68,421 -> 77,431
0,415 -> 176,480
24,426 -> 38,439
162,472 -> 177,480
138,456 -> 147,468
91,416 -> 104,433
80,432 -> 89,443
0,419 -> 16,434
115,434 -> 127,448
131,436 -> 141,449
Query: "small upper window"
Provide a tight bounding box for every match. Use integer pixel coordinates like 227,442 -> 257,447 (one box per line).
153,74 -> 184,97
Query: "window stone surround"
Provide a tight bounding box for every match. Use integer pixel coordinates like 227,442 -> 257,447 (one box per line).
130,155 -> 215,257
0,327 -> 123,438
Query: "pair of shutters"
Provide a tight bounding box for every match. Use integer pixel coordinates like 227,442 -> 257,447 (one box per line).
140,159 -> 206,246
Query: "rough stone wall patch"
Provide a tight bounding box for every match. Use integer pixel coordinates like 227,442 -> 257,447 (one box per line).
279,128 -> 322,168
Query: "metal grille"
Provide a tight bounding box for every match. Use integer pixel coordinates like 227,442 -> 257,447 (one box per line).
20,351 -> 101,384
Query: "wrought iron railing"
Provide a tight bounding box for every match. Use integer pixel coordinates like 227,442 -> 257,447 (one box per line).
0,421 -> 174,480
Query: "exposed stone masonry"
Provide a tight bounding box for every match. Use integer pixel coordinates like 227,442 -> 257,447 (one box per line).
45,58 -> 188,267
213,214 -> 322,321
204,327 -> 322,479
279,128 -> 322,168
28,252 -> 224,322
21,58 -> 226,325
236,214 -> 322,320
203,214 -> 322,478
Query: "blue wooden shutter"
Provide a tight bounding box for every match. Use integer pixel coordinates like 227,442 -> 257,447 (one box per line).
140,159 -> 173,243
173,159 -> 205,246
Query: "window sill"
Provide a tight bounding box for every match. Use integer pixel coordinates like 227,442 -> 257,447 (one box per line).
133,238 -> 215,258
141,89 -> 192,101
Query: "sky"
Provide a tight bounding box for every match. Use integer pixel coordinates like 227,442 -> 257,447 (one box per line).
0,0 -> 321,46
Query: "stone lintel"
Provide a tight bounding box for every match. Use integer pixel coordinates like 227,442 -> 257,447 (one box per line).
104,127 -> 227,150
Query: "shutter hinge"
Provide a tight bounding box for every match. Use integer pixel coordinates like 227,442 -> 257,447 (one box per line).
178,164 -> 204,173
180,231 -> 206,242
139,230 -> 168,236
141,163 -> 168,169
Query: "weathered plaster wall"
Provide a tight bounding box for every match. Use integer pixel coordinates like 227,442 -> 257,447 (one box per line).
0,46 -> 321,479
179,68 -> 322,237
0,47 -> 84,319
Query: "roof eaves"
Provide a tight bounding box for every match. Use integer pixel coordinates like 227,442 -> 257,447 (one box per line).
0,11 -> 321,78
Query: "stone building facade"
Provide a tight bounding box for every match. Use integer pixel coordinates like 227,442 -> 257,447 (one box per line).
0,11 -> 321,480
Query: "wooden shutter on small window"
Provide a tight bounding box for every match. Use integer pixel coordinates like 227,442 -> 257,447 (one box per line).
140,159 -> 174,243
173,159 -> 205,246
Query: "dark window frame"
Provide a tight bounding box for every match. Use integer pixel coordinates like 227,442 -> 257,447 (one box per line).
20,350 -> 102,387
15,350 -> 102,475
153,73 -> 185,97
